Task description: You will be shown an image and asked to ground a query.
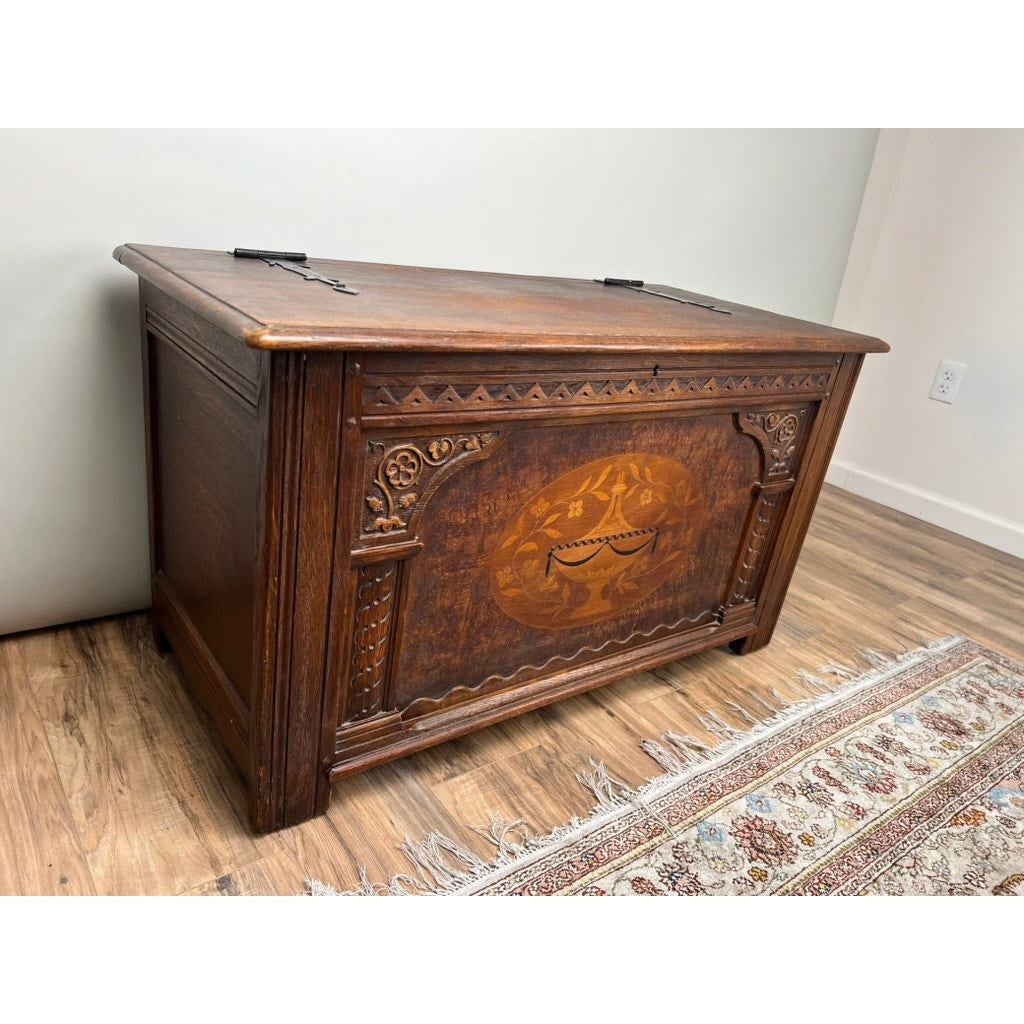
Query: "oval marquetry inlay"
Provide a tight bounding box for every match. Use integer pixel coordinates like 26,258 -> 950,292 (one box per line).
491,454 -> 699,630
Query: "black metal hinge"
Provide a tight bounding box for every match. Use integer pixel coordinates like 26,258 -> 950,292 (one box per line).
596,277 -> 731,314
232,248 -> 359,295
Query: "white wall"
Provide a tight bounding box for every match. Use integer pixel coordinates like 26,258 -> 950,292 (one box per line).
830,129 -> 1024,558
0,6 -> 880,641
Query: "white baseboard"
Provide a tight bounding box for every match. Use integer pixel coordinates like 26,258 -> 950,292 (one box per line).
825,460 -> 1024,561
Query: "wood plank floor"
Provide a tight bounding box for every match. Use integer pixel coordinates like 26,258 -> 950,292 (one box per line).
1,485 -> 1021,895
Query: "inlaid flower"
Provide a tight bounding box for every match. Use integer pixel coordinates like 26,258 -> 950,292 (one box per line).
730,815 -> 798,867
696,821 -> 726,843
531,498 -> 551,519
385,450 -> 421,487
745,793 -> 772,815
567,500 -> 584,519
495,567 -> 516,587
639,488 -> 654,506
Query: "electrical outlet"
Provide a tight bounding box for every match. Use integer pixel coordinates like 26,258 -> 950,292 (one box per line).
929,359 -> 967,404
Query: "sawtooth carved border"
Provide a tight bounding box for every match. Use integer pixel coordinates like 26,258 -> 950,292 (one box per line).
364,371 -> 833,415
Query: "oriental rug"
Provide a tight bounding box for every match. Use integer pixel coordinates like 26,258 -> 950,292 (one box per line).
310,635 -> 1024,895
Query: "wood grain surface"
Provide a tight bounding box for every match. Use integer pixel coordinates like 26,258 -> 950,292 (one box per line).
114,245 -> 888,354
1,486 -> 1020,894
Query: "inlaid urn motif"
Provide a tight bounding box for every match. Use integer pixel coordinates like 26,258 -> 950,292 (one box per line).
491,454 -> 699,629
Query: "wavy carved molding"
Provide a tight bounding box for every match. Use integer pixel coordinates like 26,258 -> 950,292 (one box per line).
364,371 -> 832,414
344,562 -> 398,722
401,610 -> 718,718
363,431 -> 500,536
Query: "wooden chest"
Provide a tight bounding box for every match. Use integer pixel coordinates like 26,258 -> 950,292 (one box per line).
114,244 -> 887,832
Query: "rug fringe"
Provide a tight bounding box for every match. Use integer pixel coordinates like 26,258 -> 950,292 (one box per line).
306,633 -> 968,895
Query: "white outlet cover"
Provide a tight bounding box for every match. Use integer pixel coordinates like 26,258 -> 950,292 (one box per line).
929,359 -> 967,405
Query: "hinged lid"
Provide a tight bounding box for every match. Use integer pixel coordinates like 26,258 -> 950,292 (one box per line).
114,244 -> 888,356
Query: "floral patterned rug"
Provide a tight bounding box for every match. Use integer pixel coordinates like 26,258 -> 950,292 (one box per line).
310,635 -> 1024,895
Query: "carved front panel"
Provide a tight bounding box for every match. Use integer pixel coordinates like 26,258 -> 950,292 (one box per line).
381,408 -> 811,713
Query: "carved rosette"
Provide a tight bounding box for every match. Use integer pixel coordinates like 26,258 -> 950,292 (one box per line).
344,562 -> 397,722
363,431 -> 499,535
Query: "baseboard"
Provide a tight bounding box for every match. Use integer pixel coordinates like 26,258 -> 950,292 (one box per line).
825,460 -> 1024,561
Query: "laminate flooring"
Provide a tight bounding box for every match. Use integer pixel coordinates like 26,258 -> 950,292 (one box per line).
1,486 -> 1021,895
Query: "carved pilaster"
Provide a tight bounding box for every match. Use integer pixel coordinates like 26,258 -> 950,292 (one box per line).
344,562 -> 398,722
726,405 -> 813,608
730,490 -> 781,604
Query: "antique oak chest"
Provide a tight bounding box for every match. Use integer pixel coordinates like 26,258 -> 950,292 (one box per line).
114,244 -> 888,832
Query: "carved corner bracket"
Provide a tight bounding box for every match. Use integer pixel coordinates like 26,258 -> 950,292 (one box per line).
736,408 -> 808,481
362,430 -> 501,537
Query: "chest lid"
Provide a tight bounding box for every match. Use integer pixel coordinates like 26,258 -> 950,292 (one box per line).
114,244 -> 888,356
